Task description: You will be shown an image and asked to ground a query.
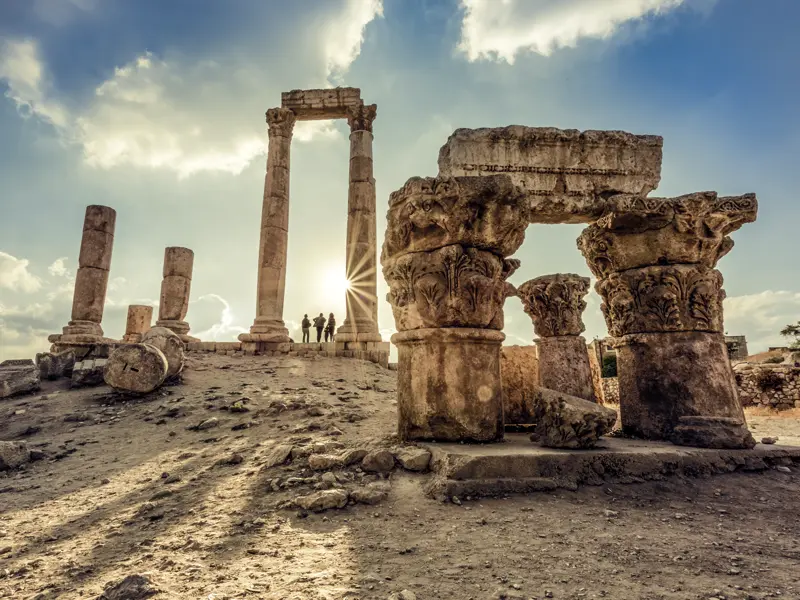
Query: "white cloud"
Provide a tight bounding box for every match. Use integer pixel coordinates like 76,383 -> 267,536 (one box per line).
48,257 -> 68,277
457,0 -> 687,62
191,294 -> 248,341
0,251 -> 42,293
724,291 -> 800,354
323,0 -> 384,82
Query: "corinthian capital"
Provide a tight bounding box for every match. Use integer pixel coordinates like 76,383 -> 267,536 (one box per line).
346,103 -> 377,133
266,107 -> 296,138
517,274 -> 590,337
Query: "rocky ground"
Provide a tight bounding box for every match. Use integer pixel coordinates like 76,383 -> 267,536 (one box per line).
1,353 -> 799,600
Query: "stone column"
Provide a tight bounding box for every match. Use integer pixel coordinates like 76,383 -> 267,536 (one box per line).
239,107 -> 295,344
382,175 -> 529,442
155,247 -> 197,343
49,205 -> 116,345
578,191 -> 758,448
517,274 -> 597,402
337,103 -> 381,342
122,305 -> 153,343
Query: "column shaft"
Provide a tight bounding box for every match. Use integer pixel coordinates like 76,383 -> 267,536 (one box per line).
156,247 -> 196,342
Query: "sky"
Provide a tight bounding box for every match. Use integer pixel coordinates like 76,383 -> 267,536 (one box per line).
1,0 -> 799,362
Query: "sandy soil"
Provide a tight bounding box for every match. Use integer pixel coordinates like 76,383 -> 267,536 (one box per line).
1,353 -> 799,600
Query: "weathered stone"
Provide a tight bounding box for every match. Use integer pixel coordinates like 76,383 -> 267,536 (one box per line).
671,416 -> 756,450
97,573 -> 161,599
500,345 -> 539,425
294,488 -> 349,512
281,87 -> 363,120
0,440 -> 30,470
384,245 -> 518,331
383,175 -> 529,261
140,327 -> 185,380
586,339 -> 606,404
122,305 -> 153,343
517,274 -> 590,337
530,388 -> 617,449
0,359 -> 40,399
263,444 -> 293,468
388,591 -> 417,600
535,336 -> 597,403
36,350 -> 75,380
361,449 -> 395,473
393,328 -> 505,442
438,127 -> 663,224
394,447 -> 432,472
104,344 -> 168,394
71,358 -> 108,388
350,481 -> 390,505
308,448 -> 368,470
155,247 -> 197,343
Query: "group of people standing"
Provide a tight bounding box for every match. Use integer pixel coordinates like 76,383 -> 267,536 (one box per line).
301,313 -> 336,343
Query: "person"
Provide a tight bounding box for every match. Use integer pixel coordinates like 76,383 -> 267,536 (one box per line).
301,314 -> 311,343
313,312 -> 326,343
325,312 -> 336,342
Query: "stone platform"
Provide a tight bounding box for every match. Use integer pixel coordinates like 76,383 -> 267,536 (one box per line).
424,434 -> 800,499
186,340 -> 390,368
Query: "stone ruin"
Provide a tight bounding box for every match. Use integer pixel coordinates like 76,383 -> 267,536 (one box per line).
383,124 -> 758,450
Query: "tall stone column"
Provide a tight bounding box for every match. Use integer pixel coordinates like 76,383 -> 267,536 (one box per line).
517,274 -> 597,403
49,205 -> 116,346
122,305 -> 153,343
240,107 -> 295,344
155,247 -> 197,343
337,103 -> 381,342
578,191 -> 758,448
383,175 -> 529,442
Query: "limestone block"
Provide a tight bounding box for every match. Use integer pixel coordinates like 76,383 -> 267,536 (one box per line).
70,266 -> 110,324
104,344 -> 168,394
384,245 -> 518,331
0,440 -> 30,471
535,336 -> 597,402
438,126 -> 663,224
517,274 -> 590,337
36,350 -> 76,380
500,345 -> 539,425
294,489 -> 349,512
394,328 -> 505,442
123,305 -> 153,343
530,388 -> 617,449
671,416 -> 756,449
71,358 -> 108,388
162,247 -> 193,279
281,88 -> 363,120
78,229 -> 114,270
0,359 -> 40,399
394,447 -> 432,472
141,327 -> 185,379
383,175 -> 529,261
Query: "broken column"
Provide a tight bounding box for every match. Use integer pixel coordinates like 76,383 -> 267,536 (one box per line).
122,305 -> 153,343
383,175 -> 528,442
517,274 -> 597,402
155,247 -> 197,343
49,205 -> 116,348
240,108 -> 296,344
578,192 -> 758,448
104,343 -> 168,394
337,103 -> 382,342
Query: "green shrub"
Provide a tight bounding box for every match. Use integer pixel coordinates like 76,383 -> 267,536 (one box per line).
601,353 -> 617,378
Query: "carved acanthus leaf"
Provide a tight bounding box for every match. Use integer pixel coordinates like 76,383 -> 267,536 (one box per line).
517,274 -> 590,337
266,107 -> 296,138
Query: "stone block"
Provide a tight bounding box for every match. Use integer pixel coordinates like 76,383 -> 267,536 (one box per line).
71,358 -> 108,388
36,350 -> 76,380
281,87 -> 363,120
0,441 -> 30,471
141,327 -> 185,379
530,388 -> 617,449
0,360 -> 40,399
186,342 -> 203,352
501,346 -> 539,425
104,344 -> 168,394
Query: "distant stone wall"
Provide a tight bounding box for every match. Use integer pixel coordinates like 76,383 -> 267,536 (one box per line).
186,341 -> 390,368
601,377 -> 620,405
734,364 -> 800,410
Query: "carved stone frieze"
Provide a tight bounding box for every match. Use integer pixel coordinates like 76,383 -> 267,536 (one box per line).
383,244 -> 519,331
577,191 -> 758,278
266,107 -> 296,139
517,274 -> 590,337
382,175 -> 529,262
596,264 -> 724,337
346,103 -> 377,133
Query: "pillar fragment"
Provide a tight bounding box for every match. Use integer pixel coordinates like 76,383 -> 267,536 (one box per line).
122,305 -> 153,343
337,103 -> 382,342
517,274 -> 597,402
240,107 -> 295,344
155,247 -> 197,343
578,191 -> 759,448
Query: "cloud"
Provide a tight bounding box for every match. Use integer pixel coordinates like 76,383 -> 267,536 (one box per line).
724,290 -> 800,354
0,251 -> 42,293
323,0 -> 384,82
190,294 -> 248,341
457,0 -> 688,62
47,257 -> 68,277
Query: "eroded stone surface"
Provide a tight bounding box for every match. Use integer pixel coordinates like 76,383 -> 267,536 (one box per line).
500,345 -> 539,425
394,447 -> 432,472
123,305 -> 153,343
294,489 -> 349,512
671,416 -> 756,450
156,247 -> 195,342
36,350 -> 76,380
0,359 -> 40,399
530,388 -> 617,449
361,449 -> 395,473
438,127 -> 663,224
281,87 -> 362,120
0,440 -> 30,470
535,336 -> 597,403
71,358 -> 108,388
141,327 -> 185,380
104,344 -> 168,394
98,573 -> 162,600
382,175 -> 529,261
517,274 -> 590,337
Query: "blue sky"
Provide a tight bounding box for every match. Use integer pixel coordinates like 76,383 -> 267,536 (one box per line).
1,0 -> 798,361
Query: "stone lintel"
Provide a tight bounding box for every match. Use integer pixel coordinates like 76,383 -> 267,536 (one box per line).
281,87 -> 363,121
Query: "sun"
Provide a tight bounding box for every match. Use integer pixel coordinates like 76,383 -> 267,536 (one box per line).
322,267 -> 351,298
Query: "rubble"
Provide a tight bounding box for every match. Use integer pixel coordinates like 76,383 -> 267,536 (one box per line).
0,440 -> 31,470
530,388 -> 617,449
0,359 -> 40,399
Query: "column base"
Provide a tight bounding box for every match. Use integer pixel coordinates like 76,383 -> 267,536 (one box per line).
392,327 -> 505,443
156,319 -> 190,335
535,335 -> 597,403
671,416 -> 756,449
52,320 -> 104,339
614,331 -> 749,442
336,318 -> 382,342
239,318 -> 291,343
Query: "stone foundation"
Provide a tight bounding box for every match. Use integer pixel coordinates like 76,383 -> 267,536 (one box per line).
601,377 -> 620,404
734,364 -> 800,410
186,340 -> 390,367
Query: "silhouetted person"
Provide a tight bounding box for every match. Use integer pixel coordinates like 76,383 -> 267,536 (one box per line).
325,312 -> 336,342
301,314 -> 311,343
313,312 -> 326,343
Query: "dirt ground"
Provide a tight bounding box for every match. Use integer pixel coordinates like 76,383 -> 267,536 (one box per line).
1,353 -> 799,600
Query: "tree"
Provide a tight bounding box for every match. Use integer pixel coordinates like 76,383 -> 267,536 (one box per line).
780,322 -> 800,349
601,353 -> 617,378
